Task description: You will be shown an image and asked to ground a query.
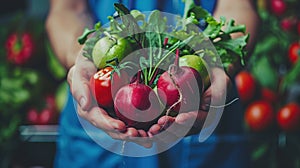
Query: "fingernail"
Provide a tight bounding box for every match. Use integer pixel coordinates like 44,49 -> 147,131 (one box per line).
148,132 -> 153,138
79,97 -> 86,107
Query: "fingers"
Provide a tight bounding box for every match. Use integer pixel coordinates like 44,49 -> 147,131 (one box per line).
148,110 -> 208,142
209,68 -> 232,105
68,55 -> 97,110
107,128 -> 153,148
148,124 -> 162,137
77,105 -> 153,147
68,54 -> 155,148
78,105 -> 127,132
180,110 -> 208,135
128,129 -> 153,148
155,116 -> 184,140
157,115 -> 175,128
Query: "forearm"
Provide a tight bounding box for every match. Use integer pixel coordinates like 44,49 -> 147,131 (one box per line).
213,0 -> 260,77
46,0 -> 94,69
214,0 -> 259,52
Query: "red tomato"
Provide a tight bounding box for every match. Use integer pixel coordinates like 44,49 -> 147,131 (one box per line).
5,32 -> 34,65
280,17 -> 297,32
90,67 -> 128,108
245,100 -> 274,132
270,0 -> 287,16
235,71 -> 256,103
26,108 -> 57,125
261,87 -> 278,104
38,108 -> 57,125
288,42 -> 300,65
27,108 -> 39,125
277,103 -> 300,132
45,94 -> 57,112
26,94 -> 59,125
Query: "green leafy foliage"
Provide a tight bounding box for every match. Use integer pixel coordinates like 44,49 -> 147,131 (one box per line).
46,41 -> 66,80
251,56 -> 279,90
0,11 -> 64,154
79,1 -> 248,82
248,7 -> 300,93
281,60 -> 300,91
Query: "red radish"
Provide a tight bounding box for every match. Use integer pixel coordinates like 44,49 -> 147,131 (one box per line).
157,49 -> 203,113
114,72 -> 162,130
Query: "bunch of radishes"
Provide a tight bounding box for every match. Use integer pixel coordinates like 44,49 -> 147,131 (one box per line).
90,48 -> 204,130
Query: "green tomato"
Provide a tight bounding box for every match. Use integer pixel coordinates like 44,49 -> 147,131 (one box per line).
179,55 -> 210,88
92,34 -> 132,69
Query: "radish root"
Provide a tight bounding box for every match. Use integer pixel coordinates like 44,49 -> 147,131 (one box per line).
208,97 -> 239,109
160,66 -> 183,130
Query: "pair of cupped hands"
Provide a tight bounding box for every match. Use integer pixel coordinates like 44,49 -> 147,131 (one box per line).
67,52 -> 230,148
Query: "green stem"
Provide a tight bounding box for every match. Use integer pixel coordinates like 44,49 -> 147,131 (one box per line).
78,22 -> 101,45
149,42 -> 179,80
148,37 -> 153,83
175,49 -> 180,67
77,28 -> 96,45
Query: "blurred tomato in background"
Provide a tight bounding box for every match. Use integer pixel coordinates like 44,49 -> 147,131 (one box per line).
235,0 -> 300,167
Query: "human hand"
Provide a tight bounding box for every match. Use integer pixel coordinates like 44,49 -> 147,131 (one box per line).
67,53 -> 153,148
148,67 -> 231,145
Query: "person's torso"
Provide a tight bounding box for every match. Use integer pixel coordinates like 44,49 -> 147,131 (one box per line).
88,0 -> 217,24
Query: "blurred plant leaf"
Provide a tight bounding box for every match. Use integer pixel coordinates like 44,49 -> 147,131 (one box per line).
252,143 -> 269,161
46,41 -> 66,80
251,56 -> 278,90
280,60 -> 300,92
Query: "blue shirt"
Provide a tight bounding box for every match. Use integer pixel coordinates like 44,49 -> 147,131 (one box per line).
88,0 -> 217,24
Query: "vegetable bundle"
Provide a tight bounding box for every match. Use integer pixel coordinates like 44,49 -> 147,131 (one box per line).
78,1 -> 248,130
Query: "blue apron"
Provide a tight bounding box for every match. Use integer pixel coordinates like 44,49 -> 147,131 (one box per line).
55,1 -> 250,167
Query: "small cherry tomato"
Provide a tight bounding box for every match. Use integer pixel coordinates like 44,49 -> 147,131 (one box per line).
277,103 -> 300,132
270,0 -> 287,16
235,71 -> 257,103
288,42 -> 300,65
27,108 -> 39,125
245,100 -> 274,132
280,17 -> 297,32
261,87 -> 278,104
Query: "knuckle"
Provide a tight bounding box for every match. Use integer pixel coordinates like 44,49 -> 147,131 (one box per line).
109,133 -> 120,140
67,66 -> 75,85
77,108 -> 87,119
88,113 -> 99,128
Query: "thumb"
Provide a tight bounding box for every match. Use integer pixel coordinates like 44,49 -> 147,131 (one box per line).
69,59 -> 96,110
